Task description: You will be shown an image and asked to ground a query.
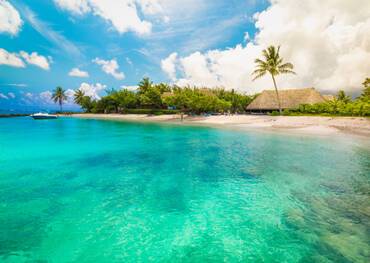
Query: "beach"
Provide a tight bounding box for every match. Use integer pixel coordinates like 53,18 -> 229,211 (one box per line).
72,114 -> 370,137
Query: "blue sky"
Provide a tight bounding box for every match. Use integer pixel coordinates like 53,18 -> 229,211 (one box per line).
0,0 -> 268,111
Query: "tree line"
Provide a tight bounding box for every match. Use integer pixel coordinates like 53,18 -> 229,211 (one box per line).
70,77 -> 253,114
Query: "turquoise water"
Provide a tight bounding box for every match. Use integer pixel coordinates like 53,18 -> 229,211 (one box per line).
0,117 -> 369,262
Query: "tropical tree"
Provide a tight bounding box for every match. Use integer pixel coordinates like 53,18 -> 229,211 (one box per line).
52,86 -> 67,112
252,45 -> 296,114
360,78 -> 370,101
138,77 -> 153,94
74,89 -> 85,105
337,90 -> 351,103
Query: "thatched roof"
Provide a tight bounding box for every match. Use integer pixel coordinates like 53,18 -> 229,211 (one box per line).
247,88 -> 327,110
323,94 -> 335,101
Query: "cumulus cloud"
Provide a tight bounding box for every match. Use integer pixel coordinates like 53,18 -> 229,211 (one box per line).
78,82 -> 106,100
19,51 -> 51,70
0,0 -> 23,35
93,58 -> 125,80
162,0 -> 370,94
69,67 -> 89,77
39,90 -> 52,102
161,52 -> 177,81
54,0 -> 154,35
65,88 -> 76,102
54,0 -> 91,15
0,48 -> 25,68
137,0 -> 163,15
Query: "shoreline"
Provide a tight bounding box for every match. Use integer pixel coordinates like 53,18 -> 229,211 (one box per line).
71,114 -> 370,139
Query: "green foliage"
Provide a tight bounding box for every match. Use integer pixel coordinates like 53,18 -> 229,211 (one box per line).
80,96 -> 96,113
269,111 -> 280,116
162,86 -> 234,114
360,78 -> 370,101
73,77 -> 252,114
294,99 -> 369,117
74,90 -> 85,104
139,86 -> 162,108
122,109 -> 180,115
337,90 -> 351,103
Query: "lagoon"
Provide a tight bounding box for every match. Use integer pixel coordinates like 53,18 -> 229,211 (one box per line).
0,117 -> 369,262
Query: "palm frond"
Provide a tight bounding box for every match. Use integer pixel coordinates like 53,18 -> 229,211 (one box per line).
279,69 -> 296,75
252,71 -> 267,81
278,62 -> 294,70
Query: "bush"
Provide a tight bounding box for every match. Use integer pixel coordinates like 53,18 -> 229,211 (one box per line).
122,109 -> 180,115
282,109 -> 291,116
269,111 -> 280,116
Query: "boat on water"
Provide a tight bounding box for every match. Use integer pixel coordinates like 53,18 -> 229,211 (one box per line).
30,112 -> 58,120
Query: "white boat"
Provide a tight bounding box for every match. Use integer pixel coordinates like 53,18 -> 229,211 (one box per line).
30,112 -> 58,119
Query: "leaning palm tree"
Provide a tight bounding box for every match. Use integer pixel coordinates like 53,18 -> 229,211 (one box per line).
52,86 -> 67,112
252,45 -> 296,114
74,89 -> 85,105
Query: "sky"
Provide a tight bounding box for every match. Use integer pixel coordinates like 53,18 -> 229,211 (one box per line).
0,0 -> 369,112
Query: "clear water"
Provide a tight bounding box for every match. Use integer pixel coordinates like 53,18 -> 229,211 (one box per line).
0,117 -> 369,262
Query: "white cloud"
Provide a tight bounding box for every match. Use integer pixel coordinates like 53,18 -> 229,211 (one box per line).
54,0 -> 90,15
93,58 -> 125,80
69,67 -> 89,77
0,48 -> 25,68
0,49 -> 51,70
161,52 -> 177,81
162,0 -> 370,94
19,51 -> 50,70
39,90 -> 52,102
24,92 -> 33,98
78,82 -> 106,100
137,0 -> 163,15
65,88 -> 76,102
121,85 -> 138,92
54,0 -> 153,35
0,0 -> 23,35
0,93 -> 8,99
7,92 -> 15,98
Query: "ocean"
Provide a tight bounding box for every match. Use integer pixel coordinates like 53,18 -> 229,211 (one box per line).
0,117 -> 369,262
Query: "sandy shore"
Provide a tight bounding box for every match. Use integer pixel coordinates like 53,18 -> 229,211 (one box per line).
71,114 -> 370,138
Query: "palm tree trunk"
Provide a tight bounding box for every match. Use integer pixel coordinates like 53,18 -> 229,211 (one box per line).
60,100 -> 63,112
271,74 -> 282,114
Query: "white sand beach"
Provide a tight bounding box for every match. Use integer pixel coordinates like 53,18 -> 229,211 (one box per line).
71,114 -> 370,138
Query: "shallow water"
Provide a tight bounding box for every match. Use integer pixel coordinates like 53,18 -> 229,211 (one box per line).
0,117 -> 369,262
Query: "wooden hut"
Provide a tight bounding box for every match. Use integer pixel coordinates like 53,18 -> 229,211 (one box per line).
246,88 -> 331,112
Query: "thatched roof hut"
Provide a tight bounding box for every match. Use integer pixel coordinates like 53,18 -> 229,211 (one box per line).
323,94 -> 335,101
247,88 -> 328,111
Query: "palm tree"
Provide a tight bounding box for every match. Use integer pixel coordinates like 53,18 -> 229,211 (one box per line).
74,89 -> 85,105
337,90 -> 351,103
138,77 -> 152,94
52,86 -> 67,112
252,45 -> 296,114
